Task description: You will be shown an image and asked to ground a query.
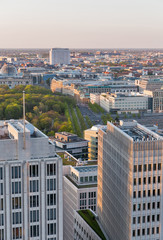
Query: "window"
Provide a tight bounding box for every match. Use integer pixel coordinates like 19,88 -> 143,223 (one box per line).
143,164 -> 147,172
153,176 -> 156,184
133,204 -> 136,211
13,227 -> 22,239
47,194 -> 56,206
48,223 -> 56,235
30,225 -> 39,237
47,164 -> 56,176
157,214 -> 160,221
158,176 -> 161,183
158,189 -> 160,196
138,178 -> 141,185
143,177 -> 146,184
148,164 -> 151,171
12,166 -> 21,179
134,178 -> 136,186
30,180 -> 39,192
138,165 -> 142,172
157,202 -> 160,209
142,216 -> 145,223
148,190 -> 151,197
30,165 -> 38,177
137,217 -> 140,224
143,190 -> 146,197
12,197 -> 21,209
148,177 -> 151,184
133,217 -> 136,224
134,165 -> 137,172
12,212 -> 21,225
142,229 -> 145,236
152,202 -> 155,209
0,168 -> 3,180
152,227 -> 155,234
132,230 -> 135,237
147,215 -> 150,222
30,210 -> 39,222
152,215 -> 155,222
47,179 -> 56,191
153,164 -> 156,171
143,203 -> 146,210
133,191 -> 136,198
0,199 -> 3,210
12,182 -> 21,194
138,204 -> 141,211
138,191 -> 141,198
30,195 -> 39,208
148,203 -> 150,210
158,163 -> 161,170
157,227 -> 159,234
147,228 -> 150,235
47,209 -> 56,220
153,189 -> 155,196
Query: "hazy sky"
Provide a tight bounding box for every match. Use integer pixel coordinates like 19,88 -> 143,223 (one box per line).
0,0 -> 163,48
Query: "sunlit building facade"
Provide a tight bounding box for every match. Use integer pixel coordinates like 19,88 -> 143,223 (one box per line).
98,120 -> 163,240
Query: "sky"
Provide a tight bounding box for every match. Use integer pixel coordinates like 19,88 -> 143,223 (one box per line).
0,0 -> 163,48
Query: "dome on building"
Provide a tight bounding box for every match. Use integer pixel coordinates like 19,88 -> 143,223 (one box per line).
1,63 -> 17,76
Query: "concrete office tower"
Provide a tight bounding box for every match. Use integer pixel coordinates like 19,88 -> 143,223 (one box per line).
98,120 -> 163,240
63,165 -> 97,240
49,48 -> 70,65
0,120 -> 63,240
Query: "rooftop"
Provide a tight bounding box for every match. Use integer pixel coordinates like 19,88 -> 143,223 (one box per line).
117,120 -> 163,142
75,165 -> 97,173
77,210 -> 106,240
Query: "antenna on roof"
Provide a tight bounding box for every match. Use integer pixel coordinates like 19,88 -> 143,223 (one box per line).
23,91 -> 26,149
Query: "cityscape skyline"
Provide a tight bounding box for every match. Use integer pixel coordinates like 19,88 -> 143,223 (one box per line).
0,0 -> 163,48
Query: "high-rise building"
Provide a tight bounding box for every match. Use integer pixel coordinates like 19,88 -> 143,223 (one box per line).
49,48 -> 70,65
84,125 -> 107,161
98,120 -> 163,240
0,120 -> 63,240
63,165 -> 97,240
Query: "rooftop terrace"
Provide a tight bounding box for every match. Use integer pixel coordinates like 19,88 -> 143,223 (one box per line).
77,210 -> 106,240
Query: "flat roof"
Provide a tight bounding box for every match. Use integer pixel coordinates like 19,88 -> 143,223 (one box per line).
77,210 -> 106,240
75,166 -> 97,173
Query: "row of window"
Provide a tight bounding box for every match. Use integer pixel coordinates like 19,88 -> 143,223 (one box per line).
134,176 -> 161,185
134,163 -> 161,173
133,214 -> 160,224
133,227 -> 159,237
133,201 -> 160,212
133,189 -> 160,198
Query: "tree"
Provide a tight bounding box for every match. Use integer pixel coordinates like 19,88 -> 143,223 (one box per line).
5,103 -> 22,119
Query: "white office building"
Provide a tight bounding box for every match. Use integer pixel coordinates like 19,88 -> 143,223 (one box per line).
49,48 -> 70,65
98,120 -> 163,240
63,165 -> 97,240
100,92 -> 148,113
0,120 -> 63,240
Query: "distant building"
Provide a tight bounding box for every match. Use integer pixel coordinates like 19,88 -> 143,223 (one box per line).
63,165 -> 97,240
0,63 -> 32,88
100,92 -> 149,113
0,120 -> 63,240
49,48 -> 70,65
153,89 -> 163,113
98,120 -> 163,240
84,125 -> 107,160
135,76 -> 163,91
54,132 -> 88,160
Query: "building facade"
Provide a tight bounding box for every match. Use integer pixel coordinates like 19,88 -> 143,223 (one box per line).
100,93 -> 149,113
98,120 -> 163,240
49,48 -> 70,65
0,120 -> 63,240
84,125 -> 106,161
54,132 -> 88,160
63,165 -> 97,240
153,89 -> 163,113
